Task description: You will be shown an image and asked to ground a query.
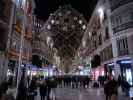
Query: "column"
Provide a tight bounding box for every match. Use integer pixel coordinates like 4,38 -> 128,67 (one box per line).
106,0 -> 120,78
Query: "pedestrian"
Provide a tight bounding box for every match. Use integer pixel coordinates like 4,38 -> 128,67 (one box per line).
27,79 -> 37,100
39,80 -> 47,100
16,79 -> 27,100
104,77 -> 111,100
110,79 -> 118,100
46,77 -> 51,100
0,80 -> 9,96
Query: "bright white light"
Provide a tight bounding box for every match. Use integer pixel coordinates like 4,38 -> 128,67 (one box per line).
51,20 -> 55,24
98,7 -> 104,20
50,42 -> 53,48
79,20 -> 83,24
53,65 -> 56,68
108,63 -> 114,66
47,24 -> 51,30
126,69 -> 132,85
80,71 -> 84,75
32,71 -> 37,76
82,25 -> 86,30
121,60 -> 132,64
49,70 -> 53,76
112,70 -> 115,76
89,32 -> 91,37
21,0 -> 26,9
47,36 -> 51,44
78,66 -> 83,69
82,40 -> 86,47
27,70 -> 30,75
7,70 -> 13,76
101,71 -> 104,76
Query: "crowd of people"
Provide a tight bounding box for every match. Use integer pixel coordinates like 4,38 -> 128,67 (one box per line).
0,74 -> 132,100
56,75 -> 91,88
16,76 -> 57,100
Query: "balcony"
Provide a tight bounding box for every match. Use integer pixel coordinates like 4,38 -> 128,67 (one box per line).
113,21 -> 133,33
118,49 -> 129,56
111,0 -> 133,11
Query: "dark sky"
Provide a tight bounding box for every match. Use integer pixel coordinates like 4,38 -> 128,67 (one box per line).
34,0 -> 98,22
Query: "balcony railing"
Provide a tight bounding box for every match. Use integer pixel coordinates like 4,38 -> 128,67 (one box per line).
111,0 -> 133,11
113,21 -> 133,33
118,49 -> 129,56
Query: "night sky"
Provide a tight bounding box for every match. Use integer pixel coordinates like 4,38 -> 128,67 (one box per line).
34,0 -> 98,22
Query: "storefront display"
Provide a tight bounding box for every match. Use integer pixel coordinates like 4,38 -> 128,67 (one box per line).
91,66 -> 105,80
117,59 -> 133,86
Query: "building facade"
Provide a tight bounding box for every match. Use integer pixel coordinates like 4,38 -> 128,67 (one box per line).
5,0 -> 34,85
0,0 -> 14,83
32,17 -> 54,68
110,0 -> 133,85
82,0 -> 133,82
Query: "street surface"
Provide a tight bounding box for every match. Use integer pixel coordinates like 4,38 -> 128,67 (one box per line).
35,87 -> 129,100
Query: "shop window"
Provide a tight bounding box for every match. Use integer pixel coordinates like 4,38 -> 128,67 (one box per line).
99,35 -> 102,45
105,27 -> 109,40
117,37 -> 129,56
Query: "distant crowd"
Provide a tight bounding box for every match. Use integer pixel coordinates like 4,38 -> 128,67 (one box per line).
0,74 -> 132,100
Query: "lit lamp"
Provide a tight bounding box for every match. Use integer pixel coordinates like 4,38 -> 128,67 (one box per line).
82,40 -> 86,48
98,7 -> 104,24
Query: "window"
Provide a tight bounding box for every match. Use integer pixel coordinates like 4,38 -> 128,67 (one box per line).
105,27 -> 109,40
99,35 -> 102,45
117,37 -> 129,56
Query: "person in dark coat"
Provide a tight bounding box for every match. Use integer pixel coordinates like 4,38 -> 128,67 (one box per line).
16,80 -> 27,100
104,77 -> 111,100
104,76 -> 119,100
39,80 -> 47,100
0,81 -> 9,99
28,79 -> 37,100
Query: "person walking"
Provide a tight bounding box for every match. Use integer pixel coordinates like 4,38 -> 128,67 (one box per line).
16,79 -> 27,100
0,80 -> 9,100
39,80 -> 47,100
104,77 -> 112,100
27,79 -> 37,100
110,78 -> 118,100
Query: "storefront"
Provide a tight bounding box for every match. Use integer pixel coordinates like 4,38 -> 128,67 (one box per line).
117,59 -> 133,86
104,63 -> 115,76
7,60 -> 17,86
90,66 -> 105,80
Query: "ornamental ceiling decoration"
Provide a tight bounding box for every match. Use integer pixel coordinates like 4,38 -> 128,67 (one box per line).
46,5 -> 87,59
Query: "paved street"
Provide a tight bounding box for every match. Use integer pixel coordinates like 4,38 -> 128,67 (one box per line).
35,87 -> 130,100
53,87 -> 129,100
8,87 -> 130,100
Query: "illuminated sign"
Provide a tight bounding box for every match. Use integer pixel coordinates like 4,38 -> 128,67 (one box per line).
121,60 -> 132,64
